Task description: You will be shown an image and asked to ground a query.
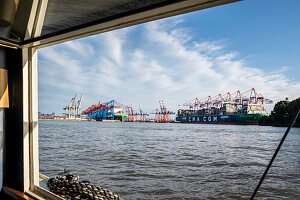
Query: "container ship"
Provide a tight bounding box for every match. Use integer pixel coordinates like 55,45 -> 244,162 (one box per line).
82,100 -> 129,122
176,88 -> 268,125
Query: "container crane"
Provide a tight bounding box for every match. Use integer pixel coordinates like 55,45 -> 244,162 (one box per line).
155,100 -> 173,122
75,93 -> 84,118
70,94 -> 77,118
126,106 -> 138,122
179,88 -> 265,114
139,105 -> 146,122
63,94 -> 76,118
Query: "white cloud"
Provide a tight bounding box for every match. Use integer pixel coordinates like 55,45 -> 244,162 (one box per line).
63,40 -> 94,58
38,18 -> 300,115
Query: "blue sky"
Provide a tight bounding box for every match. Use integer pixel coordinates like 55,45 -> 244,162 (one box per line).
38,0 -> 300,115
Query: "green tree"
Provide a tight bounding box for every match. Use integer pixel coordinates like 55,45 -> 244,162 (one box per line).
259,97 -> 300,127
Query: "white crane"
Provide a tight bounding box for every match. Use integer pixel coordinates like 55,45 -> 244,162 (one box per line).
75,93 -> 84,118
63,94 -> 76,118
70,94 -> 77,118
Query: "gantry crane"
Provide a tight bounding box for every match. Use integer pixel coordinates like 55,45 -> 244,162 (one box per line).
75,93 -> 84,118
63,94 -> 84,119
179,88 -> 265,111
63,94 -> 76,118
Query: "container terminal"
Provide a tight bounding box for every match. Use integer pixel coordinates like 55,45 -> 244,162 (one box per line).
41,89 -> 266,125
1,1 -> 291,200
81,100 -> 175,122
176,88 -> 267,125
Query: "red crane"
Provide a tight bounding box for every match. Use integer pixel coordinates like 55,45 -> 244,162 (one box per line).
139,105 -> 146,122
179,88 -> 265,111
155,100 -> 171,122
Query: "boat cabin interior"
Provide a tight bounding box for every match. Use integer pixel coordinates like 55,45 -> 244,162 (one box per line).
0,0 -> 240,199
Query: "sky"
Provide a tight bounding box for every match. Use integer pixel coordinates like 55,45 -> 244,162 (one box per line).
38,0 -> 300,115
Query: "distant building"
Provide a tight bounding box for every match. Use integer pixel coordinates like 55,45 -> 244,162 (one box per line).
38,112 -> 55,119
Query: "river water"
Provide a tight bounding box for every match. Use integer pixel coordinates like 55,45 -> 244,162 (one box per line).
39,120 -> 300,200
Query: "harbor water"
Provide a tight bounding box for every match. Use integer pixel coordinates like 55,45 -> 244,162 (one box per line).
39,121 -> 300,199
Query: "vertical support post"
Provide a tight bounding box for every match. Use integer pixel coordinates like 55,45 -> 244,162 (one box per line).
0,46 -> 8,189
1,47 -> 40,193
28,48 -> 39,189
2,47 -> 26,192
1,0 -> 47,194
22,48 -> 30,192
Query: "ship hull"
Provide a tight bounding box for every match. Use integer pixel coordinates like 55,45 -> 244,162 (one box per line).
176,113 -> 267,125
114,115 -> 127,122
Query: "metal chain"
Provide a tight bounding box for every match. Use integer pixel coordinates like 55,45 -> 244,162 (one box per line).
47,171 -> 123,200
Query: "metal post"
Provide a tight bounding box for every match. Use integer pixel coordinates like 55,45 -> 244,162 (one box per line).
0,46 -> 7,187
250,104 -> 300,199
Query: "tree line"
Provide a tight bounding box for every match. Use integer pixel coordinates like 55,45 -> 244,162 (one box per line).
259,97 -> 300,127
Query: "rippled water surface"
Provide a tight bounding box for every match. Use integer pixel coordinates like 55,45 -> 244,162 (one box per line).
39,121 -> 300,200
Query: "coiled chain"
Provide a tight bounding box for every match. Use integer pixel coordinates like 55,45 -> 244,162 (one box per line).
47,170 -> 123,200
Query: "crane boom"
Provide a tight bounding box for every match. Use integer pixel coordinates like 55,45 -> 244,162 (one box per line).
77,93 -> 84,107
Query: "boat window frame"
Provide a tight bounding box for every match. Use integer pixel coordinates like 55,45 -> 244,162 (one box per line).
19,1 -> 241,199
24,46 -> 64,199
18,0 -> 63,199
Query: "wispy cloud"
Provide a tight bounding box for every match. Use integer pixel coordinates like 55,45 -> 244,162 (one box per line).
38,18 -> 300,114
